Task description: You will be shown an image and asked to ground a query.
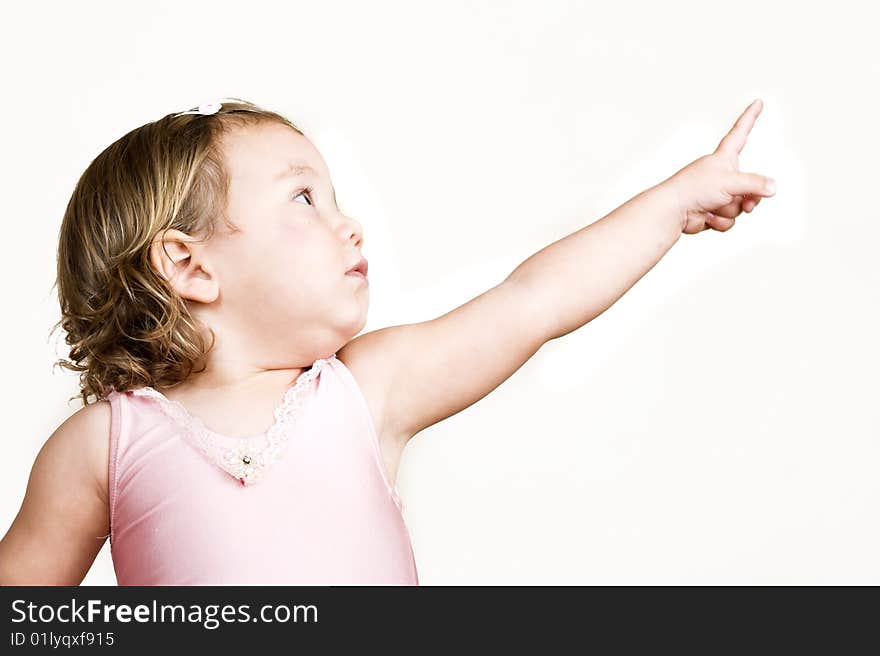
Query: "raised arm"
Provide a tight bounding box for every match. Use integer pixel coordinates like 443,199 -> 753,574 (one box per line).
0,401 -> 111,585
340,181 -> 683,447
341,100 -> 776,446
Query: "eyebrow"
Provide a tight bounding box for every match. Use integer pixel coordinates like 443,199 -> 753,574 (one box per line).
276,163 -> 338,207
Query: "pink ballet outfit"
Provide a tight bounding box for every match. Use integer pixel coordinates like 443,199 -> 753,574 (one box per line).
103,353 -> 419,585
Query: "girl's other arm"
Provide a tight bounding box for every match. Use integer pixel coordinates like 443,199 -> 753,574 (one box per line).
0,401 -> 111,585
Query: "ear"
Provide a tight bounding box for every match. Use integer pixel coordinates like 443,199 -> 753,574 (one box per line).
149,229 -> 219,303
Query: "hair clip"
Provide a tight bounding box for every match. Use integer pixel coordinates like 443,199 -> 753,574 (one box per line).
173,100 -> 223,117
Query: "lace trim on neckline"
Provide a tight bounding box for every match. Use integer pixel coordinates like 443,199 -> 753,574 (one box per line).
127,355 -> 336,486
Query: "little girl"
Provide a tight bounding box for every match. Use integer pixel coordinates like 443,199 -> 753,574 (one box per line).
0,97 -> 776,585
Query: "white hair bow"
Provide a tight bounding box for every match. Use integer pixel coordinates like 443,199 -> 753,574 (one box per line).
173,99 -> 226,117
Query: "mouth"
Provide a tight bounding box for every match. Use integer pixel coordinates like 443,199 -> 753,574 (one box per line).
346,257 -> 369,281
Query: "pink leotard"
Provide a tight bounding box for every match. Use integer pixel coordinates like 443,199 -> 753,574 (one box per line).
103,353 -> 419,585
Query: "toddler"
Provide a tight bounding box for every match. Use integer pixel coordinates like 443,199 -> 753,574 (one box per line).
0,97 -> 775,585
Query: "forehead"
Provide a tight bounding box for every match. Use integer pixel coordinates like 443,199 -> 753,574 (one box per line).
220,122 -> 329,186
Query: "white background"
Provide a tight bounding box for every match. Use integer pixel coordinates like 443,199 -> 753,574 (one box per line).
1,0 -> 877,584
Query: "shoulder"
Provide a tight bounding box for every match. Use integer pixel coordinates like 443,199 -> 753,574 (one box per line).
336,328 -> 406,445
42,398 -> 112,505
0,399 -> 111,584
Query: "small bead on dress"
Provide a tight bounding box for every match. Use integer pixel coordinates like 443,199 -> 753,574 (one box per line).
129,356 -> 334,486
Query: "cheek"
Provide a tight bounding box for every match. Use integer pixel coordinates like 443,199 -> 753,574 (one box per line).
272,215 -> 309,243
267,219 -> 316,262
270,223 -> 341,285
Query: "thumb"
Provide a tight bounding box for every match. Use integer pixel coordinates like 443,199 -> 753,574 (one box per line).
727,171 -> 776,198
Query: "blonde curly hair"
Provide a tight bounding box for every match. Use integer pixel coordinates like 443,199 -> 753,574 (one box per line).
50,98 -> 305,406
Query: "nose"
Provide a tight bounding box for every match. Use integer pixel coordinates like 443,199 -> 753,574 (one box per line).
339,213 -> 364,249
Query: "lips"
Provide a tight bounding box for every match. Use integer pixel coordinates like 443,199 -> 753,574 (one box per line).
346,257 -> 369,280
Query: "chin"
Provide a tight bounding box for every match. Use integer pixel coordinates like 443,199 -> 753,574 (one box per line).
339,305 -> 368,340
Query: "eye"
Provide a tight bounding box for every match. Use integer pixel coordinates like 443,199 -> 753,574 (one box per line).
292,185 -> 314,206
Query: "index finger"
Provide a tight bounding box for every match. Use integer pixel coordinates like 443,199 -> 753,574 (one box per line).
715,98 -> 763,156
